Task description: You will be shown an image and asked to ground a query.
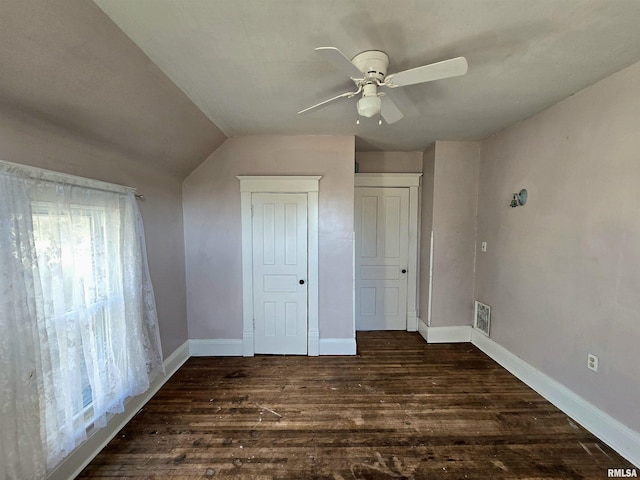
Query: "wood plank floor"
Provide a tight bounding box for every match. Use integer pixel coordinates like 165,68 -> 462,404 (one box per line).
78,332 -> 634,479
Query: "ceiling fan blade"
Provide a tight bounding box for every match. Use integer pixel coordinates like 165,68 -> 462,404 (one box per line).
297,91 -> 357,115
315,47 -> 363,78
386,56 -> 468,87
380,95 -> 404,124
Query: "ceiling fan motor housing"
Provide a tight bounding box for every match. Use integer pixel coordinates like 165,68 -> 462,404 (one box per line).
351,50 -> 389,81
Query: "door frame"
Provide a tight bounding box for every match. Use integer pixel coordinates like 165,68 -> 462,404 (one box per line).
237,176 -> 322,356
355,173 -> 422,331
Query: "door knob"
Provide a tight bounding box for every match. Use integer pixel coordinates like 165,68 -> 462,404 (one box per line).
401,269 -> 407,274
299,279 -> 305,285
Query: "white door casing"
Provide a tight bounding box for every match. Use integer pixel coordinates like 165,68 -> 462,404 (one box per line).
355,187 -> 409,330
237,176 -> 321,356
354,173 -> 422,331
252,193 -> 308,354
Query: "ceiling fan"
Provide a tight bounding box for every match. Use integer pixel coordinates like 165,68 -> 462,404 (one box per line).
298,47 -> 468,124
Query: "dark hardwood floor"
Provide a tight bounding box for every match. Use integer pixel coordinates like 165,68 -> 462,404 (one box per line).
78,331 -> 634,479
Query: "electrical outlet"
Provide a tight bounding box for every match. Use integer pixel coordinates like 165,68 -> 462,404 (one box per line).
587,353 -> 598,372
481,241 -> 487,252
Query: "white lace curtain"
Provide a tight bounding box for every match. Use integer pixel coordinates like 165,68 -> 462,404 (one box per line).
0,161 -> 164,479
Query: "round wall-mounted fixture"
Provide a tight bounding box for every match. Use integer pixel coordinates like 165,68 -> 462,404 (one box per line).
510,188 -> 528,208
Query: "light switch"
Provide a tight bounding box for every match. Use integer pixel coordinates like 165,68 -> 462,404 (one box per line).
481,241 -> 487,252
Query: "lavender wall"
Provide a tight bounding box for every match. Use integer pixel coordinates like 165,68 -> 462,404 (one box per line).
183,135 -> 355,341
475,61 -> 640,431
419,146 -> 435,321
355,151 -> 423,173
429,141 -> 480,327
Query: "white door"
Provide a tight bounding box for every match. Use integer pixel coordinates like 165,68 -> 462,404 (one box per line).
252,193 -> 308,354
355,187 -> 409,330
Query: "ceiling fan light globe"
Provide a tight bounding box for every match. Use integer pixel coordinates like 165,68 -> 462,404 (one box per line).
357,96 -> 381,118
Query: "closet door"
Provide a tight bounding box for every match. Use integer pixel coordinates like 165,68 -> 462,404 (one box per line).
355,187 -> 409,330
252,193 -> 308,354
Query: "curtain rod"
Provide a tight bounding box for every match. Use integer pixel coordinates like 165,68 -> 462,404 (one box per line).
0,159 -> 140,197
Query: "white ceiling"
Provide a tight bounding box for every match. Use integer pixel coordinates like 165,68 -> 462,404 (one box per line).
93,0 -> 640,151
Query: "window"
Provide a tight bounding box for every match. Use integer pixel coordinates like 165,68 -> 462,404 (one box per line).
32,202 -> 110,422
0,161 -> 164,477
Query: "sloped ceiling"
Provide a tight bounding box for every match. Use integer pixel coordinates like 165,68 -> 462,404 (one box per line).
0,0 -> 226,178
93,0 -> 640,151
3,1 -> 640,163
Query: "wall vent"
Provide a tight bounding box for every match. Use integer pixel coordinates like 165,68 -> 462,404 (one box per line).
474,301 -> 491,336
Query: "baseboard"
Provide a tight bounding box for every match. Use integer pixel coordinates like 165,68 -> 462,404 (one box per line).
418,318 -> 429,342
47,340 -> 190,480
407,310 -> 418,332
189,338 -> 355,357
419,324 -> 472,343
319,337 -> 357,355
308,329 -> 320,357
471,331 -> 640,468
189,338 -> 244,356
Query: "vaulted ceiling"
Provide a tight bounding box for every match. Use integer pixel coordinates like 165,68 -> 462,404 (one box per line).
0,0 -> 226,177
2,0 -> 640,171
93,0 -> 640,151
